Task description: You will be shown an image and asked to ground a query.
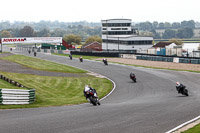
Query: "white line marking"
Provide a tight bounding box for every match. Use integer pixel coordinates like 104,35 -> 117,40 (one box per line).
165,115 -> 200,133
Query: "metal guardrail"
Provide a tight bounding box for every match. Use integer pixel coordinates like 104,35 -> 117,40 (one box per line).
135,55 -> 200,64
0,88 -> 35,104
0,74 -> 35,105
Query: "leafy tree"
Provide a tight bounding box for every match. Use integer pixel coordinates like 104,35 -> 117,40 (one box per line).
37,28 -> 51,37
151,30 -> 161,39
8,28 -> 21,37
169,38 -> 183,45
19,26 -> 35,37
0,30 -> 12,38
164,22 -> 171,29
85,35 -> 102,45
152,21 -> 159,29
181,20 -> 195,29
172,22 -> 181,29
196,22 -> 200,28
137,22 -> 153,31
158,22 -> 165,29
63,34 -> 81,45
187,20 -> 195,29
51,28 -> 67,37
162,29 -> 176,39
176,27 -> 194,38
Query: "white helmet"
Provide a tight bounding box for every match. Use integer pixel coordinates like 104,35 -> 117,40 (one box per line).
176,82 -> 180,86
84,85 -> 90,92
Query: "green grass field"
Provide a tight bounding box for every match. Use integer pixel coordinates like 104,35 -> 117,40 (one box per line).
0,78 -> 22,89
0,54 -> 113,109
0,72 -> 112,109
1,54 -> 86,73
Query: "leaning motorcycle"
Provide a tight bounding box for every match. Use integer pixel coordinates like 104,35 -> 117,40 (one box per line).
130,75 -> 136,82
86,90 -> 100,106
103,59 -> 108,65
176,86 -> 189,96
79,57 -> 83,62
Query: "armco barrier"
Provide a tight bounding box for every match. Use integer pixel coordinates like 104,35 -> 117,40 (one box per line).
0,74 -> 35,105
136,55 -> 200,64
0,88 -> 35,104
191,59 -> 198,64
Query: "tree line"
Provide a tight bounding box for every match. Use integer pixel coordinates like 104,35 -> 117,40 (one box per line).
0,20 -> 199,43
0,25 -> 102,45
134,20 -> 200,39
135,20 -> 198,30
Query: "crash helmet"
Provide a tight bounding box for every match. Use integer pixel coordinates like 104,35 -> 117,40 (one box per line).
176,82 -> 180,86
84,85 -> 90,91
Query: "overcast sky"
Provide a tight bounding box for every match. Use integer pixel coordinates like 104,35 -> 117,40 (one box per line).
0,0 -> 199,23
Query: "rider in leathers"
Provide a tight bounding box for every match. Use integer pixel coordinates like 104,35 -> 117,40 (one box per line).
83,85 -> 97,101
176,82 -> 185,93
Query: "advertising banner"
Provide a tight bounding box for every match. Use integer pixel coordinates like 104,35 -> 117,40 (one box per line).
1,37 -> 62,44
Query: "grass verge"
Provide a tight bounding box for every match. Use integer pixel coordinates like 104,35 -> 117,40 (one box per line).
0,78 -> 22,89
0,54 -> 113,109
183,124 -> 200,133
0,72 -> 113,109
0,54 -> 86,73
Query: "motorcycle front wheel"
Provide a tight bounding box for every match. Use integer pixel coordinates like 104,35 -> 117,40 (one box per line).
89,96 -> 97,106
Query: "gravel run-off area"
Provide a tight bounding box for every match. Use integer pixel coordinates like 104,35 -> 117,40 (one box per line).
101,58 -> 200,72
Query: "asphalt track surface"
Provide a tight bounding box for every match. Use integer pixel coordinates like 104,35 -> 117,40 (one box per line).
1,48 -> 200,133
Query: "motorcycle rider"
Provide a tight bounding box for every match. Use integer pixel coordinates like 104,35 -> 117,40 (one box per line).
79,56 -> 83,62
176,82 -> 185,93
69,54 -> 72,60
130,72 -> 135,78
83,85 -> 97,100
103,58 -> 108,65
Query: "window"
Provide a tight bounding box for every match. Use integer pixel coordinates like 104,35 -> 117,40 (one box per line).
122,28 -> 128,30
102,23 -> 107,27
102,23 -> 132,27
111,28 -> 121,30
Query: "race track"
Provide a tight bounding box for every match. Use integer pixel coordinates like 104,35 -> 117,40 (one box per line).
1,48 -> 200,133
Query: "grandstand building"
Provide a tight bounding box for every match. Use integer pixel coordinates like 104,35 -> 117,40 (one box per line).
101,19 -> 153,50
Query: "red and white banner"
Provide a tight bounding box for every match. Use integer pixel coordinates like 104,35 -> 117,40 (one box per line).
1,37 -> 62,44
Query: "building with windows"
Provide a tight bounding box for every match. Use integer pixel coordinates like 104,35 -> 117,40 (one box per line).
101,19 -> 153,50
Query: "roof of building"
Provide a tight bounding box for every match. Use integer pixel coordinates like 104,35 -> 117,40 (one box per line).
84,41 -> 101,48
152,42 -> 173,48
101,19 -> 131,21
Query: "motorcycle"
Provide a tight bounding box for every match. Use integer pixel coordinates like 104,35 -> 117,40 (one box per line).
79,57 -> 83,62
69,54 -> 72,60
103,59 -> 108,65
85,90 -> 100,106
130,74 -> 136,82
176,85 -> 189,96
